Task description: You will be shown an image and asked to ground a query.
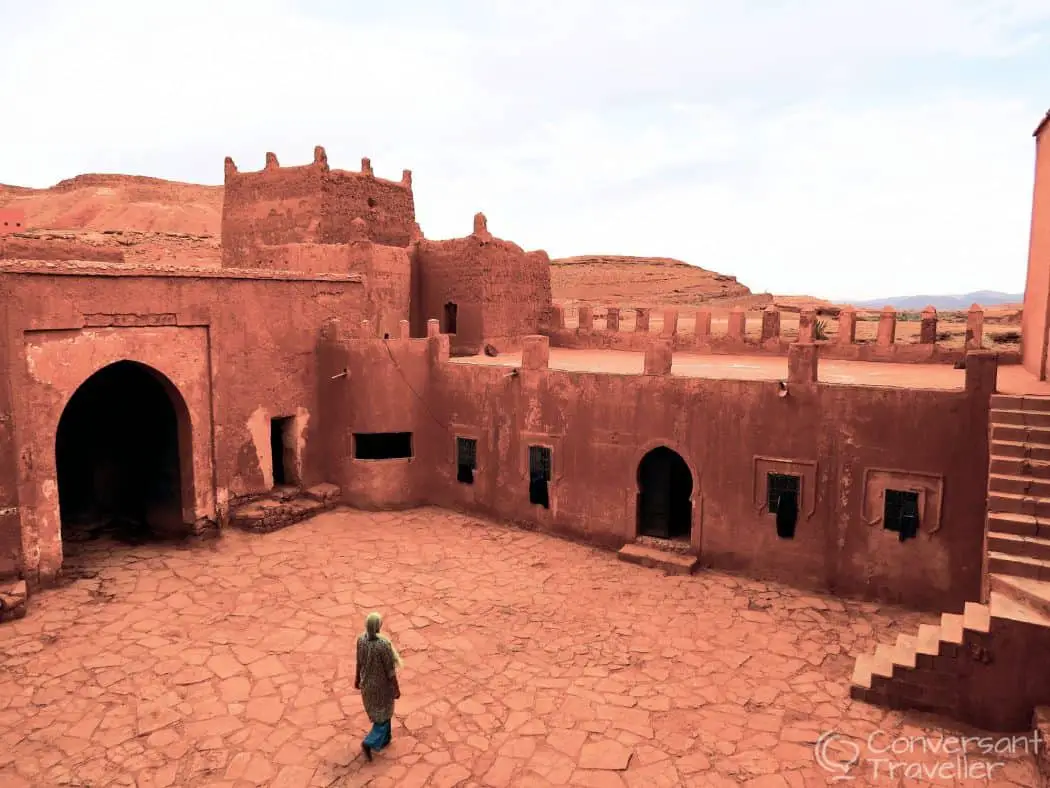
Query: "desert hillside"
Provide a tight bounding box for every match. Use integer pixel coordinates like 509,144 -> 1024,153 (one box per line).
551,255 -> 756,307
0,175 -> 222,235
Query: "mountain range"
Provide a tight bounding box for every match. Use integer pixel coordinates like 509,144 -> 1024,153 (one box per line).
848,291 -> 1023,310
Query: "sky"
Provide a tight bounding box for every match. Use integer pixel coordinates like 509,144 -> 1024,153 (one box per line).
0,0 -> 1048,300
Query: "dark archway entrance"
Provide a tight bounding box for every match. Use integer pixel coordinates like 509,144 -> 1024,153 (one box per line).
56,361 -> 188,546
636,447 -> 693,541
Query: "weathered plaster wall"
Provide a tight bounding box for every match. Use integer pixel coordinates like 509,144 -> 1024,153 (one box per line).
0,265 -> 366,583
0,292 -> 19,578
412,215 -> 553,344
1023,116 -> 1050,378
324,334 -> 992,612
0,208 -> 25,235
221,148 -> 416,270
317,326 -> 447,509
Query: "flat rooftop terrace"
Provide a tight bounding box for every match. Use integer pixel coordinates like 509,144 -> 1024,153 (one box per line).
452,348 -> 1050,393
0,508 -> 1040,785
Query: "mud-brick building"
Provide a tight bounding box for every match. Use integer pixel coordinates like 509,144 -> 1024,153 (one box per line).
4,117 -> 1050,733
0,147 -> 554,585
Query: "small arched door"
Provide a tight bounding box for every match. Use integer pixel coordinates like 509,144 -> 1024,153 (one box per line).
636,447 -> 693,540
55,360 -> 192,545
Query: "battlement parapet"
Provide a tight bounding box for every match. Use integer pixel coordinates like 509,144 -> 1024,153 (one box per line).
223,147 -> 412,191
541,304 -> 1016,366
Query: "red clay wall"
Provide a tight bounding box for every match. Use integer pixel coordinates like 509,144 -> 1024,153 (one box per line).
221,150 -> 416,270
321,169 -> 416,247
325,341 -> 992,612
412,226 -> 553,344
317,329 -> 447,509
1023,114 -> 1050,378
0,263 -> 366,583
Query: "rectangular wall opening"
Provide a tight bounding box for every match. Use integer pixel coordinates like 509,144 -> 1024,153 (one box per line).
767,472 -> 800,539
456,437 -> 477,485
354,432 -> 413,460
884,489 -> 920,541
270,416 -> 299,487
444,302 -> 458,334
528,445 -> 552,509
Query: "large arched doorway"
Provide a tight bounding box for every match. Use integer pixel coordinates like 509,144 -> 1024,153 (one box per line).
55,361 -> 191,546
636,447 -> 693,541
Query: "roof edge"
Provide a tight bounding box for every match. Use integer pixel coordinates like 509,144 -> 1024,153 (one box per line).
1035,109 -> 1050,138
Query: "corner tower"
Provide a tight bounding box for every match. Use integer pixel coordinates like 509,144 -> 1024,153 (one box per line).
1022,110 -> 1050,378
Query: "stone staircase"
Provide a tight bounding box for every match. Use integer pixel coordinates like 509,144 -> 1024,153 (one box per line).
230,483 -> 341,534
848,393 -> 1050,730
849,598 -> 1049,719
987,394 -> 1050,609
617,536 -> 699,575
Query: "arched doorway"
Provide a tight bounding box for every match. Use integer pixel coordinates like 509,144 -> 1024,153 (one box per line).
55,361 -> 192,546
636,447 -> 693,541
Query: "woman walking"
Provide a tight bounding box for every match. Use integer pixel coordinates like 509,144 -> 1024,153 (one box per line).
354,611 -> 402,761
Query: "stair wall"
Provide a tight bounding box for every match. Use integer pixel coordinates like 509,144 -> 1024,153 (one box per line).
852,613 -> 1050,732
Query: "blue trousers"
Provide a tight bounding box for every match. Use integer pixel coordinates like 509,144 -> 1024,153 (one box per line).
363,720 -> 392,751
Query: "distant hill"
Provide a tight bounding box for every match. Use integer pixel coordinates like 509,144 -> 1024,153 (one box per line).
850,291 -> 1023,310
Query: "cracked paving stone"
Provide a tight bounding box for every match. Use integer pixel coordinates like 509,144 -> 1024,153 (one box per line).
0,507 -> 1041,786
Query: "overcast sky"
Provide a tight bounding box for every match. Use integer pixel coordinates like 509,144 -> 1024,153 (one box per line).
1,0 -> 1048,299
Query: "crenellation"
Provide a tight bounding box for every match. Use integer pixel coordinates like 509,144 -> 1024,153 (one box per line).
761,305 -> 781,343
797,308 -> 816,344
361,157 -> 373,176
727,307 -> 746,340
661,309 -> 678,337
967,304 -> 985,350
877,305 -> 897,347
577,305 -> 594,331
838,307 -> 857,344
694,310 -> 712,340
265,152 -> 279,170
635,308 -> 651,333
920,306 -> 938,344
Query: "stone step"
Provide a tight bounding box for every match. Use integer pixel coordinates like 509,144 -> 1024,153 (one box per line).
0,579 -> 28,624
991,441 -> 1050,462
989,576 -> 1050,624
987,551 -> 1050,582
991,394 -> 1050,413
916,623 -> 942,655
617,543 -> 698,575
230,495 -> 329,534
871,643 -> 896,678
940,612 -> 965,644
963,601 -> 991,633
989,473 -> 1050,497
991,423 -> 1050,445
851,653 -> 874,689
991,408 -> 1050,427
990,455 -> 1050,479
987,492 -> 1050,518
987,531 -> 1050,562
891,634 -> 918,668
987,511 -> 1050,538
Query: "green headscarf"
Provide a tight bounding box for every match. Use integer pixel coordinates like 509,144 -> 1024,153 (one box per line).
364,611 -> 403,667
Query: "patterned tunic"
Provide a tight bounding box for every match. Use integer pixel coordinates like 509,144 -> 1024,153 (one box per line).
357,634 -> 397,723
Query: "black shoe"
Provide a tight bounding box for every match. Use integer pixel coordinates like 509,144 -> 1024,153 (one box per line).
362,743 -> 372,762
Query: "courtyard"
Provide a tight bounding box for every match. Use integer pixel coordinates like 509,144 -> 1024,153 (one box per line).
0,507 -> 1041,787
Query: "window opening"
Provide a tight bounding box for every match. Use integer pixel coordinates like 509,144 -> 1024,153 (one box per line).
354,432 -> 412,460
444,302 -> 458,334
456,437 -> 477,485
884,489 -> 920,541
767,472 -> 800,539
528,445 -> 551,508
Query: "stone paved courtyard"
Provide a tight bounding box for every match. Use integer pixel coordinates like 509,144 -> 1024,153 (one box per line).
0,507 -> 1042,787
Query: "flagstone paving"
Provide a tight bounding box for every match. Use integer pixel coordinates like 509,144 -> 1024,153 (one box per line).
0,507 -> 1042,787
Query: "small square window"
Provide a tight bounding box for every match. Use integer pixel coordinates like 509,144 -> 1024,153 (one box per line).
767,473 -> 800,513
884,489 -> 920,541
456,437 -> 477,485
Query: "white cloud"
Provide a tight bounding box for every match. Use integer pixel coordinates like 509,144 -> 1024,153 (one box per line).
0,0 -> 1046,299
